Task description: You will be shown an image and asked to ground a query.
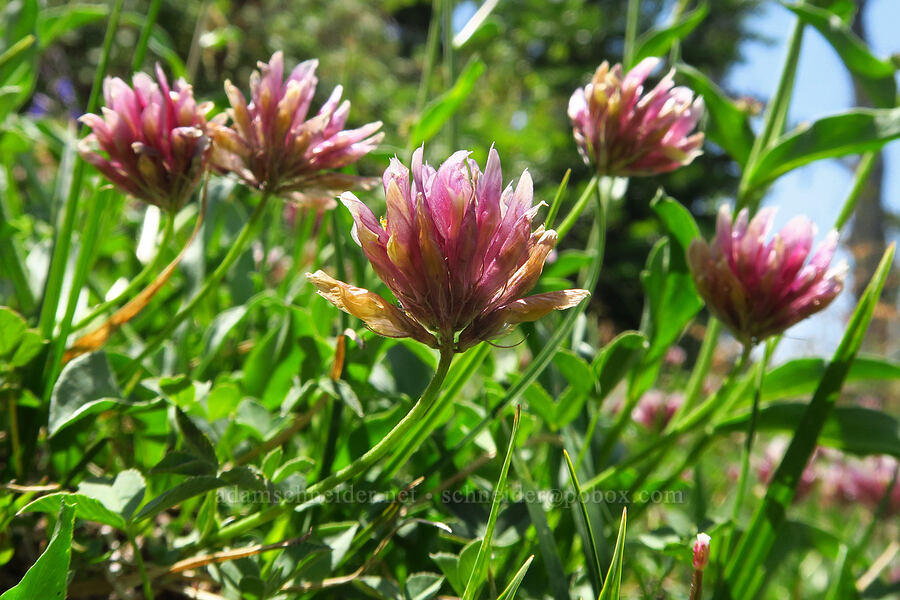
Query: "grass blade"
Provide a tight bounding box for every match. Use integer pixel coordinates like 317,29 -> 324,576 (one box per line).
462,406 -> 521,600
496,555 -> 535,600
563,449 -> 603,595
598,508 -> 627,600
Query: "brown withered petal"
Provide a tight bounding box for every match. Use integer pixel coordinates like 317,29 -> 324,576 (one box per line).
307,270 -> 439,348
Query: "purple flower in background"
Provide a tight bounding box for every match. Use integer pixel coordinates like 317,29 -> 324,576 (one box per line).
308,145 -> 590,352
568,57 -> 704,176
210,51 -> 383,203
79,65 -> 212,212
688,206 -> 847,346
632,391 -> 683,431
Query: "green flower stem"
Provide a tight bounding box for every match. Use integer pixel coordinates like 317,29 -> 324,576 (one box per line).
737,18 -> 804,210
129,532 -> 154,600
624,0 -> 640,68
835,152 -> 876,231
543,168 -> 571,230
726,340 -> 774,549
442,0 -> 457,150
74,211 -> 175,332
678,318 -> 722,418
132,0 -> 163,70
128,192 -> 271,371
38,0 -> 123,339
415,0 -> 443,116
209,347 -> 455,546
555,175 -> 598,239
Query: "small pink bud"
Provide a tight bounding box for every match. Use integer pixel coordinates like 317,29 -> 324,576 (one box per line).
693,533 -> 711,571
209,51 -> 383,202
688,206 -> 847,346
568,58 -> 704,176
308,145 -> 590,352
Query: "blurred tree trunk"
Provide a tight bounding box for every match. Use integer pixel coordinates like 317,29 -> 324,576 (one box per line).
847,0 -> 898,350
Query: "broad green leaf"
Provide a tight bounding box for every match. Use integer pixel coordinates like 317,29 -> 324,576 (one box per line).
77,468 -> 146,520
175,407 -> 219,468
19,492 -> 126,530
134,475 -> 225,521
633,2 -> 708,66
0,306 -> 26,355
552,349 -> 594,393
746,107 -> 900,190
592,331 -> 647,401
715,404 -> 900,458
462,409 -> 521,600
676,63 -> 755,165
410,58 -> 485,147
431,552 -> 465,596
719,244 -> 895,600
783,2 -> 897,108
1,500 -> 75,600
49,352 -> 122,436
495,555 -> 534,600
404,572 -> 444,600
10,329 -> 42,367
317,377 -> 364,418
597,508 -> 627,600
761,356 -> 900,401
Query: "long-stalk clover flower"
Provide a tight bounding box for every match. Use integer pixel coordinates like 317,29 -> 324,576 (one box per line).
209,51 -> 383,203
568,57 -> 704,176
688,205 -> 847,346
79,65 -> 212,212
308,146 -> 590,353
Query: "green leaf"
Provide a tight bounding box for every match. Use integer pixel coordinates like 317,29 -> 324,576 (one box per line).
0,306 -> 26,355
1,499 -> 75,600
597,508 -> 627,600
715,404 -> 900,458
783,1 -> 897,108
150,451 -> 217,476
48,352 -> 122,436
410,58 -> 485,147
461,409 -> 521,600
745,107 -> 900,190
495,555 -> 534,600
593,331 -> 647,401
134,475 -> 226,521
676,63 -> 755,165
633,2 -> 708,66
77,469 -> 146,520
719,244 -> 895,600
552,349 -> 594,393
431,553 -> 464,596
10,329 -> 42,367
761,356 -> 900,401
19,492 -> 126,530
404,572 -> 444,600
174,407 -> 218,468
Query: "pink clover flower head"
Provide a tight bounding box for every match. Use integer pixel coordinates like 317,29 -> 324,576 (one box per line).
210,51 -> 383,201
79,64 -> 212,212
688,205 -> 847,346
308,145 -> 590,352
568,57 -> 704,176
